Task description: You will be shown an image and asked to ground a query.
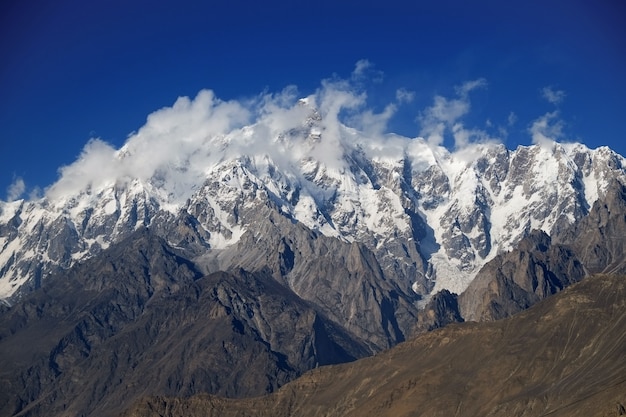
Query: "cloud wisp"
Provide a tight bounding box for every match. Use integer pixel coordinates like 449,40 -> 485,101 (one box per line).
529,111 -> 564,148
417,78 -> 494,149
46,62 -> 387,202
6,177 -> 26,201
541,86 -> 566,105
507,112 -> 517,126
20,62 -> 576,206
395,88 -> 415,104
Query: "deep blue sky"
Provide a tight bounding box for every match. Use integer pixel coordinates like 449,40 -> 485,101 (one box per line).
1,0 -> 625,200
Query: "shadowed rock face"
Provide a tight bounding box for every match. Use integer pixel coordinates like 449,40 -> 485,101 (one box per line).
556,180 -> 626,275
0,229 -> 369,417
120,274 -> 626,417
207,205 -> 420,351
414,289 -> 463,333
459,230 -> 586,321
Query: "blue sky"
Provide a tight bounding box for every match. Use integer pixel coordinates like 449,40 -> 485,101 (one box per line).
1,0 -> 625,200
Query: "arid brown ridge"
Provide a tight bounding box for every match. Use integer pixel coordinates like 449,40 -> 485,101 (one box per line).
121,274 -> 626,417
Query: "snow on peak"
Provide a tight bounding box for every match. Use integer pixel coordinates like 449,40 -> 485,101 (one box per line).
1,80 -> 626,300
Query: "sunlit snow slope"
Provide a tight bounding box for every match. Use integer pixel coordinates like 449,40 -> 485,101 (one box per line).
1,91 -> 625,300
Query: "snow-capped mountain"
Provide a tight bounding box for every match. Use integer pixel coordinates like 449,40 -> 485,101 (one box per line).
1,96 -> 625,301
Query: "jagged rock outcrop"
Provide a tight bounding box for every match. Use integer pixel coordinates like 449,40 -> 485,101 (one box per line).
0,228 -> 202,416
459,230 -> 586,321
414,289 -> 463,333
458,179 -> 626,322
555,179 -> 626,274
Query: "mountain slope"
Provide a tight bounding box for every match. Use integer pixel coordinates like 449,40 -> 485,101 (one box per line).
458,229 -> 586,321
0,229 -> 370,417
204,203 -> 420,350
120,273 -> 626,417
557,179 -> 626,274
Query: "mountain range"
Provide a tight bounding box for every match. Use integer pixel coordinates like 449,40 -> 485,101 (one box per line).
2,101 -> 624,302
1,100 -> 626,416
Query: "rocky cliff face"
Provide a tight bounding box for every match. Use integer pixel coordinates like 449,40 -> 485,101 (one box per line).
203,204 -> 420,350
556,179 -> 626,275
458,179 -> 626,322
414,289 -> 463,333
459,230 -> 586,321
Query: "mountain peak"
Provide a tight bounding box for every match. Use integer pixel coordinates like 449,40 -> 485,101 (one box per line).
1,108 -> 625,301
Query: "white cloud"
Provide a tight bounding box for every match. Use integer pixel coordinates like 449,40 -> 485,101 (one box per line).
44,63 -> 397,203
396,88 -> 415,104
351,59 -> 384,84
452,123 -> 499,149
29,187 -> 42,200
41,65 -> 574,208
47,90 -> 252,202
455,78 -> 487,97
348,103 -> 397,138
418,78 -> 488,148
529,111 -> 564,147
47,139 -> 120,199
7,177 -> 26,201
353,59 -> 372,77
541,86 -> 566,105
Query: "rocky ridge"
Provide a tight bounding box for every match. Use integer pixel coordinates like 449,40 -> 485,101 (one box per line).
1,110 -> 625,303
459,179 -> 626,321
